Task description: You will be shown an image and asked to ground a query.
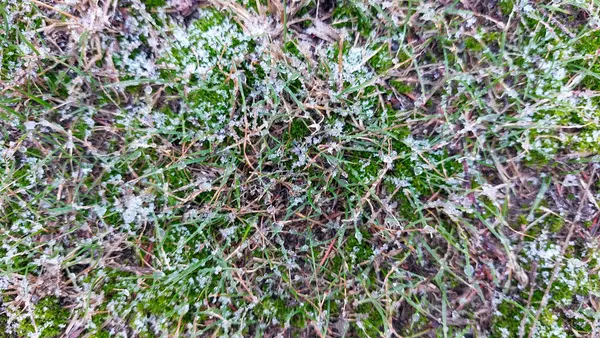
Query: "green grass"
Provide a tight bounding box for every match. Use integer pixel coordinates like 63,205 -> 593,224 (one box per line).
1,0 -> 599,337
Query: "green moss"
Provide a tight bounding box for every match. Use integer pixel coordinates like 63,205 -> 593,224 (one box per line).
90,330 -> 111,338
515,214 -> 528,227
534,109 -> 585,125
387,126 -> 411,153
524,214 -> 564,236
483,32 -> 502,44
164,167 -> 192,196
353,302 -> 384,337
194,10 -> 226,32
497,227 -> 600,337
252,296 -> 305,328
524,149 -> 552,166
490,300 -> 526,337
332,2 -> 374,37
0,314 -> 11,338
345,151 -> 382,188
369,48 -> 393,74
574,128 -> 600,152
139,292 -> 179,317
284,41 -> 302,58
142,0 -> 166,8
390,80 -> 413,94
41,70 -> 71,99
575,31 -> 600,54
548,216 -> 564,233
285,118 -> 311,142
391,151 -> 462,197
464,36 -> 483,51
17,297 -> 70,338
401,308 -> 429,336
499,0 -> 514,16
572,31 -> 600,90
344,229 -> 373,263
187,86 -> 230,109
85,312 -> 111,338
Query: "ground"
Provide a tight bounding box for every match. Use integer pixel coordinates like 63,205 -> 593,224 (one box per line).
1,0 -> 599,337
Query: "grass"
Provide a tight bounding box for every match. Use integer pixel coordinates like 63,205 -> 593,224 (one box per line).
1,0 -> 599,337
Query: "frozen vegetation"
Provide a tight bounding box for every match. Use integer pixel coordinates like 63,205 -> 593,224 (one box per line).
1,0 -> 599,337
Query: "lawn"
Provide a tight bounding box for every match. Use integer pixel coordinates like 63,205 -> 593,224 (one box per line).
1,0 -> 599,337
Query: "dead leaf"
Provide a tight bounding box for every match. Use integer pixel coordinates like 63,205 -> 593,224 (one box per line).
305,19 -> 339,43
268,0 -> 283,21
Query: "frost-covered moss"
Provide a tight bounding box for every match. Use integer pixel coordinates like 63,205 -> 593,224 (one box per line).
17,297 -> 70,338
491,226 -> 600,337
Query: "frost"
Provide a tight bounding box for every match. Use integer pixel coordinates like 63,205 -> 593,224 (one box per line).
119,194 -> 154,225
24,121 -> 37,130
562,174 -> 579,187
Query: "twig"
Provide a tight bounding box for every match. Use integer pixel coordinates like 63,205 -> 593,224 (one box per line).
318,237 -> 336,267
30,0 -> 77,19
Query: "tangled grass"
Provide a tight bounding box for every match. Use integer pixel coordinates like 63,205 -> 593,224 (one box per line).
1,0 -> 600,337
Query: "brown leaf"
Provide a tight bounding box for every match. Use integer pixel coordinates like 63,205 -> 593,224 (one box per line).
305,19 -> 339,43
268,0 -> 284,21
